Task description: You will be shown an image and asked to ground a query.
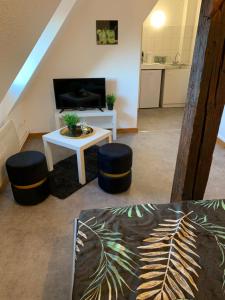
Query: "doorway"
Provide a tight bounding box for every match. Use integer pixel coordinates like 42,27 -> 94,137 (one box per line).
138,0 -> 201,131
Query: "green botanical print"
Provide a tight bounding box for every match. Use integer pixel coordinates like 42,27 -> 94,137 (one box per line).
191,214 -> 225,289
74,201 -> 225,299
76,217 -> 138,300
137,211 -> 200,300
194,199 -> 225,210
137,209 -> 225,299
108,204 -> 157,218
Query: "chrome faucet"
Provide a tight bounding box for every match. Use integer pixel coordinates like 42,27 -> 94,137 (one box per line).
173,52 -> 181,65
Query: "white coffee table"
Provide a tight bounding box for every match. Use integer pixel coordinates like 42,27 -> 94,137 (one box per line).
42,126 -> 112,185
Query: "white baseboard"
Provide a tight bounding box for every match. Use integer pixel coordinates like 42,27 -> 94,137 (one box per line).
19,130 -> 30,150
162,104 -> 185,108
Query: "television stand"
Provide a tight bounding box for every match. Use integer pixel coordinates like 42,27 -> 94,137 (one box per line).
55,109 -> 117,140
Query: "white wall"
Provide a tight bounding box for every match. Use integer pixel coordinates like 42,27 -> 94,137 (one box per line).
0,0 -> 60,101
181,0 -> 201,64
7,100 -> 29,147
0,0 -> 61,145
17,0 -> 157,133
0,0 -> 79,134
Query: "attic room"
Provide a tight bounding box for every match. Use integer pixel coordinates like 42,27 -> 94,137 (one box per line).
1,0 -> 225,299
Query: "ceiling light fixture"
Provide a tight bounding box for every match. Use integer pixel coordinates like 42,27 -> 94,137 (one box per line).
150,10 -> 166,29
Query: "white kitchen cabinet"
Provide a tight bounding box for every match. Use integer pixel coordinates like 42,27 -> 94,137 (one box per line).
139,70 -> 162,108
162,68 -> 191,107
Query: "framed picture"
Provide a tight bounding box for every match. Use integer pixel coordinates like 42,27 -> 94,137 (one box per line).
96,20 -> 118,45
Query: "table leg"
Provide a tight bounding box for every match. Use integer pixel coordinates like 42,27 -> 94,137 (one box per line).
77,150 -> 86,185
112,113 -> 117,140
43,140 -> 54,171
109,134 -> 112,143
112,128 -> 117,140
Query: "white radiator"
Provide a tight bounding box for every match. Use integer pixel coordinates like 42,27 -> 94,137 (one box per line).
0,120 -> 20,188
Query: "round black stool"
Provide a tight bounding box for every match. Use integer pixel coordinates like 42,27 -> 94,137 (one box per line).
98,143 -> 132,194
6,151 -> 49,205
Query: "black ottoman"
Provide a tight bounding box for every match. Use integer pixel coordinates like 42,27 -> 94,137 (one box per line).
6,151 -> 49,205
98,143 -> 132,194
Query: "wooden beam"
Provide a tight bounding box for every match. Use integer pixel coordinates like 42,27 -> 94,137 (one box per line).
209,0 -> 225,17
171,0 -> 225,202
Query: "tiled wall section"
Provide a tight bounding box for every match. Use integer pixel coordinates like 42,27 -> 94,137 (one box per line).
142,0 -> 200,65
142,24 -> 195,64
142,25 -> 181,63
181,25 -> 195,64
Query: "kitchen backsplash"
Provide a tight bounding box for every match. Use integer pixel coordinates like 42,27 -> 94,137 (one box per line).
142,25 -> 194,65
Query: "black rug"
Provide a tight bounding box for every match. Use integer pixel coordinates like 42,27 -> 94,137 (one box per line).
49,146 -> 98,199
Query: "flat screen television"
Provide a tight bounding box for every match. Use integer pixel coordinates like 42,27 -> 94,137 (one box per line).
53,78 -> 106,111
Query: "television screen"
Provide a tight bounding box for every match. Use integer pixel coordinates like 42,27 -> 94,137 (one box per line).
53,78 -> 106,110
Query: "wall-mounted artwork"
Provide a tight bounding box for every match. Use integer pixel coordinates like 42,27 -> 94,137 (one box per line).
96,20 -> 118,45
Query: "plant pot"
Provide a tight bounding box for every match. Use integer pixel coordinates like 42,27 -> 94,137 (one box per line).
68,125 -> 82,137
107,104 -> 114,111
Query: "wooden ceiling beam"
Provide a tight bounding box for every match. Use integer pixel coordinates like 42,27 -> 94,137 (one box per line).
209,0 -> 225,17
171,0 -> 225,202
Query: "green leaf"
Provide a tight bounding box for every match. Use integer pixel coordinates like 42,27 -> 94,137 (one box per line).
108,203 -> 157,218
194,199 -> 225,211
109,264 -> 133,293
108,264 -> 123,293
79,218 -> 137,300
107,253 -> 137,276
107,271 -> 118,299
135,206 -> 143,218
128,207 -> 133,218
222,201 -> 225,211
106,242 -> 137,263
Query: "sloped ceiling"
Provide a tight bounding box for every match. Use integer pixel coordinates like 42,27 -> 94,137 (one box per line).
0,0 -> 60,101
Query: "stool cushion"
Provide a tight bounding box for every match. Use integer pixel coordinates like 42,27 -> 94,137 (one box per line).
11,180 -> 49,206
98,171 -> 132,194
98,143 -> 132,174
6,151 -> 48,186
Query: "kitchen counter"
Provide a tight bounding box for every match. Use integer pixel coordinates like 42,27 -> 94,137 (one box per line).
141,63 -> 190,70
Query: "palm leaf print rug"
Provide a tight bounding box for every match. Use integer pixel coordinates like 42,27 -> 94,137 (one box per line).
72,200 -> 225,299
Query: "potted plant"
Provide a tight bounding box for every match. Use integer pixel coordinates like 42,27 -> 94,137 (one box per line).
106,93 -> 116,110
63,113 -> 81,136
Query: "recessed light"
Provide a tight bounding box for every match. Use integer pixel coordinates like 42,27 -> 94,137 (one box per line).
150,10 -> 166,29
